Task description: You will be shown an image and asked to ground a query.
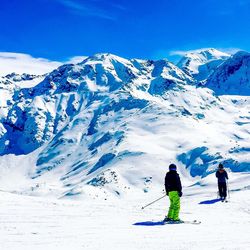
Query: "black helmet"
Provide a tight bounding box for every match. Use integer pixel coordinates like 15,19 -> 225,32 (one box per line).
218,163 -> 224,169
169,163 -> 177,171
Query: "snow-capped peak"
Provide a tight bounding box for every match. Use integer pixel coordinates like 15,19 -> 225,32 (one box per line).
177,48 -> 230,81
190,48 -> 229,60
80,53 -> 133,66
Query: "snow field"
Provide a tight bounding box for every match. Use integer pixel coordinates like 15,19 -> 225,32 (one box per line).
0,181 -> 249,250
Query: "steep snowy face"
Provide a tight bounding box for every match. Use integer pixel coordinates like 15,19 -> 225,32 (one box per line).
177,48 -> 230,81
34,53 -> 152,95
148,60 -> 194,95
0,54 -> 147,155
0,77 -> 15,119
206,51 -> 250,95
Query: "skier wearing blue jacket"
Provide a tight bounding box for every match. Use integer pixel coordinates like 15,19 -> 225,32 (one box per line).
216,163 -> 229,201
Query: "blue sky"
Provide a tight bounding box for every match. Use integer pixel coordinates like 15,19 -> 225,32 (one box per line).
1,0 -> 250,62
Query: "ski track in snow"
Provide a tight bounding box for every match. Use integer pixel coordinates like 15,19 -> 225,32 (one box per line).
0,188 -> 249,250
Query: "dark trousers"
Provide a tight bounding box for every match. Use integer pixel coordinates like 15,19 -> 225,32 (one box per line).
218,182 -> 227,198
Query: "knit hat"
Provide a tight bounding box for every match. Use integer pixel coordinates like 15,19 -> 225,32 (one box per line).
218,163 -> 224,169
169,163 -> 177,170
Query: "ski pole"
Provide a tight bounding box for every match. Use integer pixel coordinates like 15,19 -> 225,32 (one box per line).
141,194 -> 167,210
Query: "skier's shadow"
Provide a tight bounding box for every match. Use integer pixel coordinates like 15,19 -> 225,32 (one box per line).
133,221 -> 165,226
199,198 -> 221,204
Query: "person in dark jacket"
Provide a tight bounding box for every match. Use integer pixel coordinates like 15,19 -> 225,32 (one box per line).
164,163 -> 182,222
216,163 -> 229,200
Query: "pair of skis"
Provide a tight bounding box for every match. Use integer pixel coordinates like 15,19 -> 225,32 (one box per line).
163,219 -> 201,225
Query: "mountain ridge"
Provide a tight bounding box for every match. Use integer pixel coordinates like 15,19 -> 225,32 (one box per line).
0,49 -> 250,198
177,48 -> 230,81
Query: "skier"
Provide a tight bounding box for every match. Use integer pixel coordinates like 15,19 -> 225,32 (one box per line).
164,163 -> 182,223
216,163 -> 229,201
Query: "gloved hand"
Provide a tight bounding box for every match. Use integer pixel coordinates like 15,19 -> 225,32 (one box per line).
178,191 -> 182,197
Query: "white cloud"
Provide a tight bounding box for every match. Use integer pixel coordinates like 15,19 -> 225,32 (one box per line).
217,47 -> 242,55
65,56 -> 87,64
168,50 -> 191,57
169,47 -> 242,57
169,48 -> 212,56
56,0 -> 116,20
0,52 -> 62,76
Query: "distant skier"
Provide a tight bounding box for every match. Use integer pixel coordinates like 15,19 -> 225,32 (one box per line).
164,163 -> 182,223
216,163 -> 229,201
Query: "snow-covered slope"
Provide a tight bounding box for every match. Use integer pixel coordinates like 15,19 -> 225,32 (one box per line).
177,48 -> 230,81
0,51 -> 249,200
0,187 -> 250,250
206,51 -> 250,95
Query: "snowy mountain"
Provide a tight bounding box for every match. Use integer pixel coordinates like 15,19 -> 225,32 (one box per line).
0,50 -> 250,200
177,48 -> 230,81
206,51 -> 250,95
0,53 -> 194,155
